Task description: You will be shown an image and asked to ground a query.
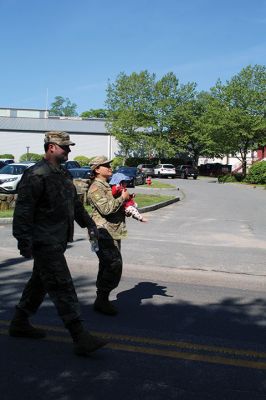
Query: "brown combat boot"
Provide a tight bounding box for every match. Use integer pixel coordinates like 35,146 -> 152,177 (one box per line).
93,291 -> 118,316
68,319 -> 108,356
74,331 -> 108,356
9,308 -> 46,339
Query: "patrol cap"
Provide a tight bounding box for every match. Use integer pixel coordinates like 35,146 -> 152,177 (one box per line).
44,131 -> 75,146
109,173 -> 130,185
90,155 -> 113,170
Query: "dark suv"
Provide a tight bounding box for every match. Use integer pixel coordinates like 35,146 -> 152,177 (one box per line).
61,160 -> 81,169
175,165 -> 198,179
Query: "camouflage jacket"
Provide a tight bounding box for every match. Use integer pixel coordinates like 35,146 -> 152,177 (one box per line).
13,158 -> 96,252
87,178 -> 127,240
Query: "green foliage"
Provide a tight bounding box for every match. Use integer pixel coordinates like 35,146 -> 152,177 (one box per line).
209,65 -> 266,176
80,109 -> 108,118
218,174 -> 243,183
171,91 -> 219,164
106,70 -> 201,160
106,71 -> 156,158
0,154 -> 14,159
19,153 -> 42,162
111,156 -> 125,169
245,161 -> 266,184
74,155 -> 92,166
49,96 -> 78,117
149,73 -> 188,159
106,65 -> 266,170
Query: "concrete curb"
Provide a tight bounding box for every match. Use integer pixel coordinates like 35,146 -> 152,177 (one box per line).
0,217 -> 13,225
138,196 -> 180,213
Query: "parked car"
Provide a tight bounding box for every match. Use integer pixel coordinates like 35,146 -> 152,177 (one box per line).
68,167 -> 92,179
61,160 -> 81,169
0,161 -> 6,170
18,160 -> 37,165
0,158 -> 15,165
0,162 -> 35,193
153,164 -> 176,178
115,166 -> 145,187
137,164 -> 155,177
175,165 -> 198,179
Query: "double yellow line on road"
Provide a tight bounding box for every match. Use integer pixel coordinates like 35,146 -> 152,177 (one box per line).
1,319 -> 266,370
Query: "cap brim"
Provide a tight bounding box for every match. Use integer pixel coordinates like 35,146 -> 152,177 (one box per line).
65,141 -> 75,146
91,159 -> 113,170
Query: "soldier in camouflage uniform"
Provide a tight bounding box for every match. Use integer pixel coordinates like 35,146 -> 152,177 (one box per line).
88,156 -> 130,315
9,131 -> 107,356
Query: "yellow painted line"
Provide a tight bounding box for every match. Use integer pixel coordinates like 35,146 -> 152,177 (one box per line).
1,328 -> 266,370
0,319 -> 265,359
108,343 -> 266,370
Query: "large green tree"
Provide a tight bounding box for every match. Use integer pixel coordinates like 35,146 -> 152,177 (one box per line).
150,73 -> 194,159
49,96 -> 78,117
80,108 -> 108,118
106,71 -> 155,159
208,65 -> 266,175
170,91 -> 221,165
106,71 -> 197,160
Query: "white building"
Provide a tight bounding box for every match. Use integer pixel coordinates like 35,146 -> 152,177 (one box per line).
0,107 -> 119,162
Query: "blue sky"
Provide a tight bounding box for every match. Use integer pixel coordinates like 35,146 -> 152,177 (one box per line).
1,0 -> 266,114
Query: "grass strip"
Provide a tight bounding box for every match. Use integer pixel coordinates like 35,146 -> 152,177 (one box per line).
143,181 -> 176,189
0,194 -> 176,219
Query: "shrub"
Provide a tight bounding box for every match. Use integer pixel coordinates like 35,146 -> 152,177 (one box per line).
218,173 -> 244,183
245,161 -> 266,184
0,154 -> 14,159
218,174 -> 238,183
19,153 -> 43,162
112,156 -> 125,169
74,155 -> 92,166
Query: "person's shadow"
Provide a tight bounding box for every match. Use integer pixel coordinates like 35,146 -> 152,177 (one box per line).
111,281 -> 173,331
111,282 -> 266,345
115,282 -> 172,307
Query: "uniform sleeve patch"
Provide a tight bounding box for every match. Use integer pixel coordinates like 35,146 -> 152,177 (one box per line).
90,186 -> 98,193
93,192 -> 101,200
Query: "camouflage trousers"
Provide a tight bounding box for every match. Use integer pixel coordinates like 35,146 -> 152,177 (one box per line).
96,239 -> 123,293
17,243 -> 81,326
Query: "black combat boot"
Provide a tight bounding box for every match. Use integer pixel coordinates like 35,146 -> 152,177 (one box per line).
68,319 -> 108,356
9,307 -> 46,339
93,291 -> 118,316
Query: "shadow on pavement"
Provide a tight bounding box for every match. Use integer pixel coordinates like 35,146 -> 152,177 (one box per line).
1,266 -> 266,400
0,257 -> 29,268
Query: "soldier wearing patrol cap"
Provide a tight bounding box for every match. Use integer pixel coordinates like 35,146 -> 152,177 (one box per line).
9,131 -> 107,356
88,156 -> 130,315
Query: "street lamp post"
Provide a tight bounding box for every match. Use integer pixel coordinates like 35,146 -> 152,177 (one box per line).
26,146 -> 30,161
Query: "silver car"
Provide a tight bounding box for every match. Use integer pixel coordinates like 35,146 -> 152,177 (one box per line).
137,164 -> 155,177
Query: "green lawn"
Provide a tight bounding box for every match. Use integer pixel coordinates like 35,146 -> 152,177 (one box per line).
84,194 -> 175,212
144,180 -> 176,189
0,193 -> 176,218
133,193 -> 175,207
0,209 -> 14,218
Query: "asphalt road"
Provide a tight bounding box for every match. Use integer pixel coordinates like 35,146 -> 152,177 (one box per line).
0,178 -> 266,400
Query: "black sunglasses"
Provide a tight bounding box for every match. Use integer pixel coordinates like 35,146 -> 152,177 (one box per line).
51,143 -> 70,152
